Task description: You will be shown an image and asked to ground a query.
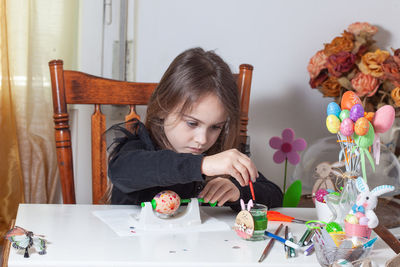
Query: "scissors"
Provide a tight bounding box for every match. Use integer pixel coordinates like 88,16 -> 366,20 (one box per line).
266,211 -> 308,224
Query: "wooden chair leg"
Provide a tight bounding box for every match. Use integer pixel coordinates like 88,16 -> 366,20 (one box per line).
1,219 -> 16,267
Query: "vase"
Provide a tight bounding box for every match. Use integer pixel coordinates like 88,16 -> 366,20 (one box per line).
335,176 -> 359,225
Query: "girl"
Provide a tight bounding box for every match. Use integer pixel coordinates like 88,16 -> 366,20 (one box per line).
107,47 -> 282,210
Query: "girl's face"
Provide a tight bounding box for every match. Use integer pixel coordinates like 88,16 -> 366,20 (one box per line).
164,93 -> 227,155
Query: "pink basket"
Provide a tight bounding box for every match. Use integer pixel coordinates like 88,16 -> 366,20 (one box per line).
345,221 -> 372,239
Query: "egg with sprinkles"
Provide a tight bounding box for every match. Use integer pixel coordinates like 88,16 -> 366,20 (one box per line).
152,190 -> 181,215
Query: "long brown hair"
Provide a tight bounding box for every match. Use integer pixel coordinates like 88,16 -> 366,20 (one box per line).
145,47 -> 239,155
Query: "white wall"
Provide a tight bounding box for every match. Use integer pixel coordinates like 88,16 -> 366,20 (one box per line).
77,0 -> 400,202
132,0 -> 400,190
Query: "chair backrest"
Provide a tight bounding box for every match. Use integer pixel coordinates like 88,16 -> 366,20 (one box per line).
49,60 -> 253,204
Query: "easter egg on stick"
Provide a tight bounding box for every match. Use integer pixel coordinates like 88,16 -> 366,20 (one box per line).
372,105 -> 395,133
341,91 -> 362,110
354,117 -> 370,136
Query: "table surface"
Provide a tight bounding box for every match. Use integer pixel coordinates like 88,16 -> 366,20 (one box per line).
7,204 -> 400,267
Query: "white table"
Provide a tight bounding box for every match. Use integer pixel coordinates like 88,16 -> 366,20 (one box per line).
7,204 -> 400,266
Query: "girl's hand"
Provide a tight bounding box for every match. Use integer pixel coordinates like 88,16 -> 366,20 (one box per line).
198,177 -> 240,206
201,149 -> 258,186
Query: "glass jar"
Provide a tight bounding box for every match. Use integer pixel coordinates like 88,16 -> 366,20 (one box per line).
248,204 -> 268,241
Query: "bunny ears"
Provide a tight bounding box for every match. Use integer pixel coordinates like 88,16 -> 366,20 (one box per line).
240,199 -> 254,211
355,177 -> 395,196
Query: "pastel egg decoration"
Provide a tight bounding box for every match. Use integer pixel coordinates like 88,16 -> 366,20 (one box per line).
326,115 -> 341,134
345,214 -> 359,224
341,91 -> 362,110
327,102 -> 341,118
152,190 -> 181,215
372,105 -> 395,134
339,109 -> 350,122
349,104 -> 364,122
354,122 -> 375,148
359,217 -> 369,226
354,117 -> 370,136
340,118 -> 354,136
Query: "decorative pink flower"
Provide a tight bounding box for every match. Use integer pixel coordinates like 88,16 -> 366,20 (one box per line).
269,128 -> 307,165
307,50 -> 327,79
351,72 -> 380,97
347,22 -> 378,36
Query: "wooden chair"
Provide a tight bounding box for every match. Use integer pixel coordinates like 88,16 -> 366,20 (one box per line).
1,219 -> 15,267
49,60 -> 253,204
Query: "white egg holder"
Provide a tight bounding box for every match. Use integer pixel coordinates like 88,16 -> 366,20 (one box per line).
134,198 -> 202,231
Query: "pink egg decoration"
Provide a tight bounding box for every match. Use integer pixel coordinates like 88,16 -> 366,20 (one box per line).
340,118 -> 354,136
153,190 -> 181,215
315,189 -> 329,203
354,117 -> 370,136
359,217 -> 369,226
349,104 -> 364,122
372,105 -> 395,133
355,212 -> 365,219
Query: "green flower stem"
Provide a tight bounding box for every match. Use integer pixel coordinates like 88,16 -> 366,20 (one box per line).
283,158 -> 288,194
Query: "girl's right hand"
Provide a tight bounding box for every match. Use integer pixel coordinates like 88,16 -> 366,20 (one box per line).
201,149 -> 259,187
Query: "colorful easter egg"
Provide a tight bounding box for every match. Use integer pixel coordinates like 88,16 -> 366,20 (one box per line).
364,112 -> 375,122
339,109 -> 350,121
345,214 -> 358,224
326,222 -> 343,233
152,190 -> 181,215
355,212 -> 365,219
350,104 -> 365,122
327,102 -> 341,117
341,91 -> 362,110
359,217 -> 369,226
315,188 -> 329,203
372,105 -> 395,133
340,118 -> 354,136
354,122 -> 375,148
326,115 -> 341,134
354,117 -> 370,136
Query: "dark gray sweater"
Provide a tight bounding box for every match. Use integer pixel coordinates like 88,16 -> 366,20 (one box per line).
107,119 -> 283,211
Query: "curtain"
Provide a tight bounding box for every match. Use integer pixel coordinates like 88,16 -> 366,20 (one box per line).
0,0 -> 78,238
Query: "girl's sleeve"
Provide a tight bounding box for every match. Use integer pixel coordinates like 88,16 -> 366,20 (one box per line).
227,172 -> 283,211
108,140 -> 205,194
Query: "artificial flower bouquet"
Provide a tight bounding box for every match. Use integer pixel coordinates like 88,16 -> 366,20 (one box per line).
308,22 -> 400,117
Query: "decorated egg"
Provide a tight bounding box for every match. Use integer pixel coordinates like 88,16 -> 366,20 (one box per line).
354,117 -> 370,136
326,222 -> 343,233
372,105 -> 395,133
152,190 -> 181,215
341,91 -> 362,110
327,102 -> 341,117
339,109 -> 350,121
364,112 -> 375,122
355,212 -> 365,219
345,214 -> 358,224
354,121 -> 375,148
315,188 -> 329,203
349,104 -> 364,122
340,118 -> 354,136
359,217 -> 369,226
326,115 -> 341,134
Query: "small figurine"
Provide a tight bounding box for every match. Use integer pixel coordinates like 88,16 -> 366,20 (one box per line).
5,226 -> 47,258
344,177 -> 395,238
352,177 -> 394,229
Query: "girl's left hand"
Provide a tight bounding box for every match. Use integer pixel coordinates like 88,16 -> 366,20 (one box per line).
198,177 -> 240,206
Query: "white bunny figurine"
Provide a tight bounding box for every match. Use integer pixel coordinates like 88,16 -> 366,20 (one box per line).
354,177 -> 395,229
